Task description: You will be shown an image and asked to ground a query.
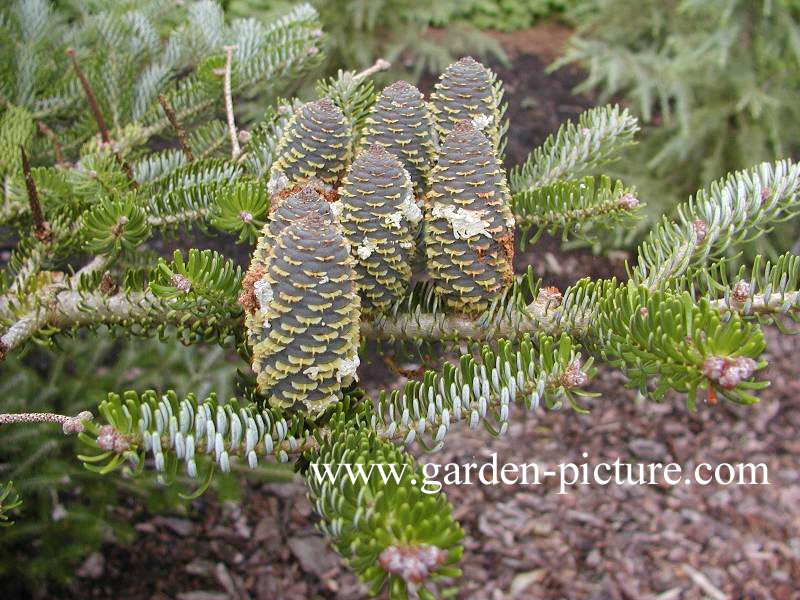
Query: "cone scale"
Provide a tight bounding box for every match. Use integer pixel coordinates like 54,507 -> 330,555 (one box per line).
430,56 -> 504,151
337,145 -> 420,313
269,98 -> 352,190
362,80 -> 435,195
244,213 -> 360,414
424,121 -> 514,314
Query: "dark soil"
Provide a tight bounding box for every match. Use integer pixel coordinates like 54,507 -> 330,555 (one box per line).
10,25 -> 800,600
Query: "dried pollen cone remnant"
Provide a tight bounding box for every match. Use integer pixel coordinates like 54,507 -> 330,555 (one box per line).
425,120 -> 514,314
362,80 -> 435,194
268,97 -> 352,190
249,214 -> 361,415
430,56 -> 504,150
338,145 -> 419,313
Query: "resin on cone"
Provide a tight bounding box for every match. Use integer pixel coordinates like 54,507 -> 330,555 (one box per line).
424,121 -> 514,313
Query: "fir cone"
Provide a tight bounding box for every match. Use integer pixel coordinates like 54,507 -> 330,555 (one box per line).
424,121 -> 514,314
268,98 -> 351,191
240,183 -> 335,326
430,57 -> 505,151
336,145 -> 420,313
362,80 -> 435,194
248,213 -> 360,414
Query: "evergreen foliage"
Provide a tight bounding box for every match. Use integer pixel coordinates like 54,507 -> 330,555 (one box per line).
557,0 -> 800,254
2,4 -> 800,596
227,0 -> 507,78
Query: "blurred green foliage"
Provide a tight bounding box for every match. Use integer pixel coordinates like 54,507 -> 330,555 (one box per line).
556,0 -> 800,255
226,0 -> 508,78
0,334 -> 243,592
441,0 -> 573,32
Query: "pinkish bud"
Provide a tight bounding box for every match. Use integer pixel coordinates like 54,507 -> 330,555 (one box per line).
239,210 -> 254,223
96,425 -> 130,453
731,280 -> 750,304
701,356 -> 727,381
618,193 -> 640,210
170,274 -> 192,294
717,357 -> 757,389
702,356 -> 757,390
692,219 -> 707,243
379,545 -> 447,584
536,286 -> 563,309
560,359 -> 589,389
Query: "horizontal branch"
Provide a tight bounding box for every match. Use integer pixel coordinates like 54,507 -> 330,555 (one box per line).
2,274 -> 796,362
710,291 -> 800,316
0,288 -> 239,359
0,410 -> 93,434
146,208 -> 210,227
361,303 -> 582,342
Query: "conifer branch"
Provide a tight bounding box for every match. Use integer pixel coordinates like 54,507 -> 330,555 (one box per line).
512,175 -> 640,247
0,410 -> 93,434
158,95 -> 194,162
633,160 -> 800,288
510,105 -> 639,193
0,288 -> 239,358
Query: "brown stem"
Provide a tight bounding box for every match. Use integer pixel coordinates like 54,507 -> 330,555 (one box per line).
66,48 -> 110,144
158,95 -> 194,162
36,122 -> 67,167
20,146 -> 50,241
65,48 -> 137,188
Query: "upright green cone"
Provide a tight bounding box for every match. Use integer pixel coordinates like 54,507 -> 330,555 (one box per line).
362,80 -> 435,195
246,213 -> 361,415
268,98 -> 352,191
425,121 -> 515,314
336,145 -> 420,313
430,56 -> 505,152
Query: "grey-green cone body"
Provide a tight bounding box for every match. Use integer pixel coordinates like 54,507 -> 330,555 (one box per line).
362,81 -> 435,195
268,98 -> 351,191
335,145 -> 420,313
425,121 -> 515,314
242,185 -> 334,328
430,57 -> 504,151
247,214 -> 360,415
